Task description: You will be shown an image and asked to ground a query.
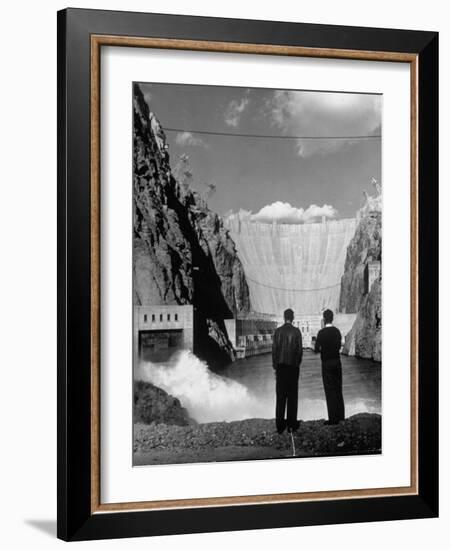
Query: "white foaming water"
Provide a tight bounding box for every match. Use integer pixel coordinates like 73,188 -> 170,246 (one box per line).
136,351 -> 381,423
137,350 -> 270,423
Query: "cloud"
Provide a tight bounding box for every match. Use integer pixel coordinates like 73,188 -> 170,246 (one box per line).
143,91 -> 152,104
265,90 -> 382,157
225,208 -> 252,221
224,96 -> 250,127
175,131 -> 208,148
227,202 -> 337,225
140,84 -> 153,106
252,201 -> 337,223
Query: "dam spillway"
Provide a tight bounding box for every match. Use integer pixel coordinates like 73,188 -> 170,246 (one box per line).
227,218 -> 357,316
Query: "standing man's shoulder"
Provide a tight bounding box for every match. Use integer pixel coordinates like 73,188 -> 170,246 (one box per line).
273,325 -> 282,340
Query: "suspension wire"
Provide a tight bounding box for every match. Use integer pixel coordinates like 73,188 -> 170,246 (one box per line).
244,274 -> 341,293
165,127 -> 381,140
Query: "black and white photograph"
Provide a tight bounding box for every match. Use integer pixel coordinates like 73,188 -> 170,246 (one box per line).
132,82 -> 382,466
0,0 -> 444,545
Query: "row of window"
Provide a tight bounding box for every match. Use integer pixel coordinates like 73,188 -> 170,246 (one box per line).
143,313 -> 179,323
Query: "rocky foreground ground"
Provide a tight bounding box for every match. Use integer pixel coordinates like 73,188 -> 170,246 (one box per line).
134,413 -> 381,465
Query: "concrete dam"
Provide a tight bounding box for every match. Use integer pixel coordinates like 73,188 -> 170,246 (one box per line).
227,217 -> 357,316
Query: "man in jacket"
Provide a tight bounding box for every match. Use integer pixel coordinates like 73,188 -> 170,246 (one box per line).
272,309 -> 303,434
314,309 -> 345,425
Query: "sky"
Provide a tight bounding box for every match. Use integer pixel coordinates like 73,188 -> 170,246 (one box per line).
137,82 -> 382,222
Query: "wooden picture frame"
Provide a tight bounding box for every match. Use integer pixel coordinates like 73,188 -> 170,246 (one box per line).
57,8 -> 438,541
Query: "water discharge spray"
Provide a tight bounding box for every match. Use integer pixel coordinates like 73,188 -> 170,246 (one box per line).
137,350 -> 270,423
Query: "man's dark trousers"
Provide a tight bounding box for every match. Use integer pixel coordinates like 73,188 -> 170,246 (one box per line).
275,364 -> 300,433
321,358 -> 345,424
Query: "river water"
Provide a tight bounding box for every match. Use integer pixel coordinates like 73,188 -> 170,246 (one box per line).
220,350 -> 381,421
137,349 -> 381,423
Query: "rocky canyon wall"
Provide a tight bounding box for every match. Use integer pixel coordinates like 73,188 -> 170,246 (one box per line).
342,275 -> 382,361
339,211 -> 382,314
340,194 -> 382,361
133,83 -> 250,365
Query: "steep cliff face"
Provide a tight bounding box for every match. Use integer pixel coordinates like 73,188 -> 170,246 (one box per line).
342,275 -> 381,362
194,210 -> 250,315
339,186 -> 382,361
339,211 -> 382,313
133,83 -> 250,365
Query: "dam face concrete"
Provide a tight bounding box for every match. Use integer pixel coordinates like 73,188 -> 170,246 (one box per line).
227,218 -> 357,316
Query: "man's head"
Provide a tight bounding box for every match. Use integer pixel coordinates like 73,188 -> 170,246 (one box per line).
323,309 -> 334,324
284,308 -> 294,323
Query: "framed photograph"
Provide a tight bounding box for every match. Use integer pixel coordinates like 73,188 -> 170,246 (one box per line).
57,8 -> 438,541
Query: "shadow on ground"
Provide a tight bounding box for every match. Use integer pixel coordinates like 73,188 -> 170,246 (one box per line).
25,519 -> 56,538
